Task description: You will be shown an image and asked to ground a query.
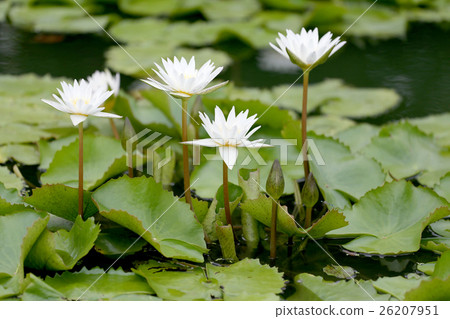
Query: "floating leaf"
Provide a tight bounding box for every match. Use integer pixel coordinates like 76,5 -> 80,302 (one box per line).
0,166 -> 24,191
22,268 -> 156,301
337,124 -> 381,153
434,173 -> 450,202
308,115 -> 356,136
362,122 -> 450,184
93,176 -> 207,262
8,6 -> 112,34
201,0 -> 260,21
328,181 -> 450,254
118,0 -> 178,16
94,228 -> 147,257
25,184 -> 98,222
25,216 -> 100,271
309,133 -> 385,209
323,265 -> 358,279
409,113 -> 450,148
41,135 -> 127,190
38,135 -> 77,170
206,259 -> 284,301
289,273 -> 389,301
373,274 -> 426,300
134,264 -> 221,301
0,210 -> 48,298
0,144 -> 39,165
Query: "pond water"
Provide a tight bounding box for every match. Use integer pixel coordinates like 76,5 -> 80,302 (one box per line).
1,22 -> 449,125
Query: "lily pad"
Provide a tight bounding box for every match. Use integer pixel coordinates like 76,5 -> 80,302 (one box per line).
0,209 -> 49,298
373,274 -> 426,300
309,133 -> 386,209
92,176 -> 207,263
25,184 -> 99,222
327,181 -> 450,255
41,135 -> 127,190
0,166 -> 24,191
25,216 -> 100,271
8,6 -> 112,34
362,122 -> 450,184
337,124 -> 381,153
409,113 -> 450,148
206,258 -> 285,300
38,135 -> 77,170
94,228 -> 148,257
289,273 -> 389,301
308,115 -> 356,136
118,0 -> 178,16
434,173 -> 450,202
0,144 -> 39,165
22,268 -> 156,301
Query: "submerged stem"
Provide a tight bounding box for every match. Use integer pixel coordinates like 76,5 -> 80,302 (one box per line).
109,118 -> 120,140
182,98 -> 193,210
305,206 -> 312,229
270,199 -> 278,261
301,71 -> 310,179
78,123 -> 84,218
223,160 -> 233,226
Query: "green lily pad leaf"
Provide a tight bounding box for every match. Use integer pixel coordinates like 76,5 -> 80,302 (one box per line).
22,268 -> 155,301
373,274 -> 426,300
38,135 -> 77,170
320,87 -> 401,119
8,6 -> 112,34
328,181 -> 450,255
334,6 -> 408,39
93,176 -> 207,262
0,166 -> 24,192
271,79 -> 344,114
337,124 -> 381,153
309,133 -> 385,209
433,250 -> 450,280
134,264 -> 221,301
109,18 -> 170,43
201,0 -> 260,21
41,135 -> 127,190
409,113 -> 450,148
430,219 -> 450,238
0,182 -> 23,205
0,210 -> 49,298
302,209 -> 348,238
0,144 -> 39,165
362,122 -> 450,183
94,227 -> 147,257
25,216 -> 100,271
308,115 -> 356,136
434,173 -> 450,202
0,73 -> 68,98
0,123 -> 52,145
241,194 -> 299,236
421,238 -> 450,254
25,184 -> 98,222
206,258 -> 285,301
404,277 -> 450,300
417,262 -> 435,276
289,273 -> 389,301
323,265 -> 358,280
118,0 -> 178,16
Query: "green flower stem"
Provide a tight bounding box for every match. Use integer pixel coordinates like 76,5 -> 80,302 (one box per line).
301,70 -> 310,179
270,198 -> 278,261
182,98 -> 193,209
78,123 -> 84,218
109,118 -> 120,140
223,160 -> 233,227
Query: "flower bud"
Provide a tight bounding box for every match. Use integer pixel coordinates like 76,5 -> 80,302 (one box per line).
266,159 -> 285,200
301,172 -> 319,208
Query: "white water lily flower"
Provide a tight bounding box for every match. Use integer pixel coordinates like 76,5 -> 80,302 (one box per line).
184,106 -> 270,169
142,56 -> 228,98
42,79 -> 121,126
270,28 -> 346,70
88,69 -> 120,97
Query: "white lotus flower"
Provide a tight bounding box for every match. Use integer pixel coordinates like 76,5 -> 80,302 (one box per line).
88,69 -> 120,97
270,28 -> 346,70
183,106 -> 270,169
42,79 -> 121,126
142,56 -> 228,98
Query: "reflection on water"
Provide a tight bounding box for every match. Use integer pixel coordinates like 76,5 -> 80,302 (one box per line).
0,22 -> 449,123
